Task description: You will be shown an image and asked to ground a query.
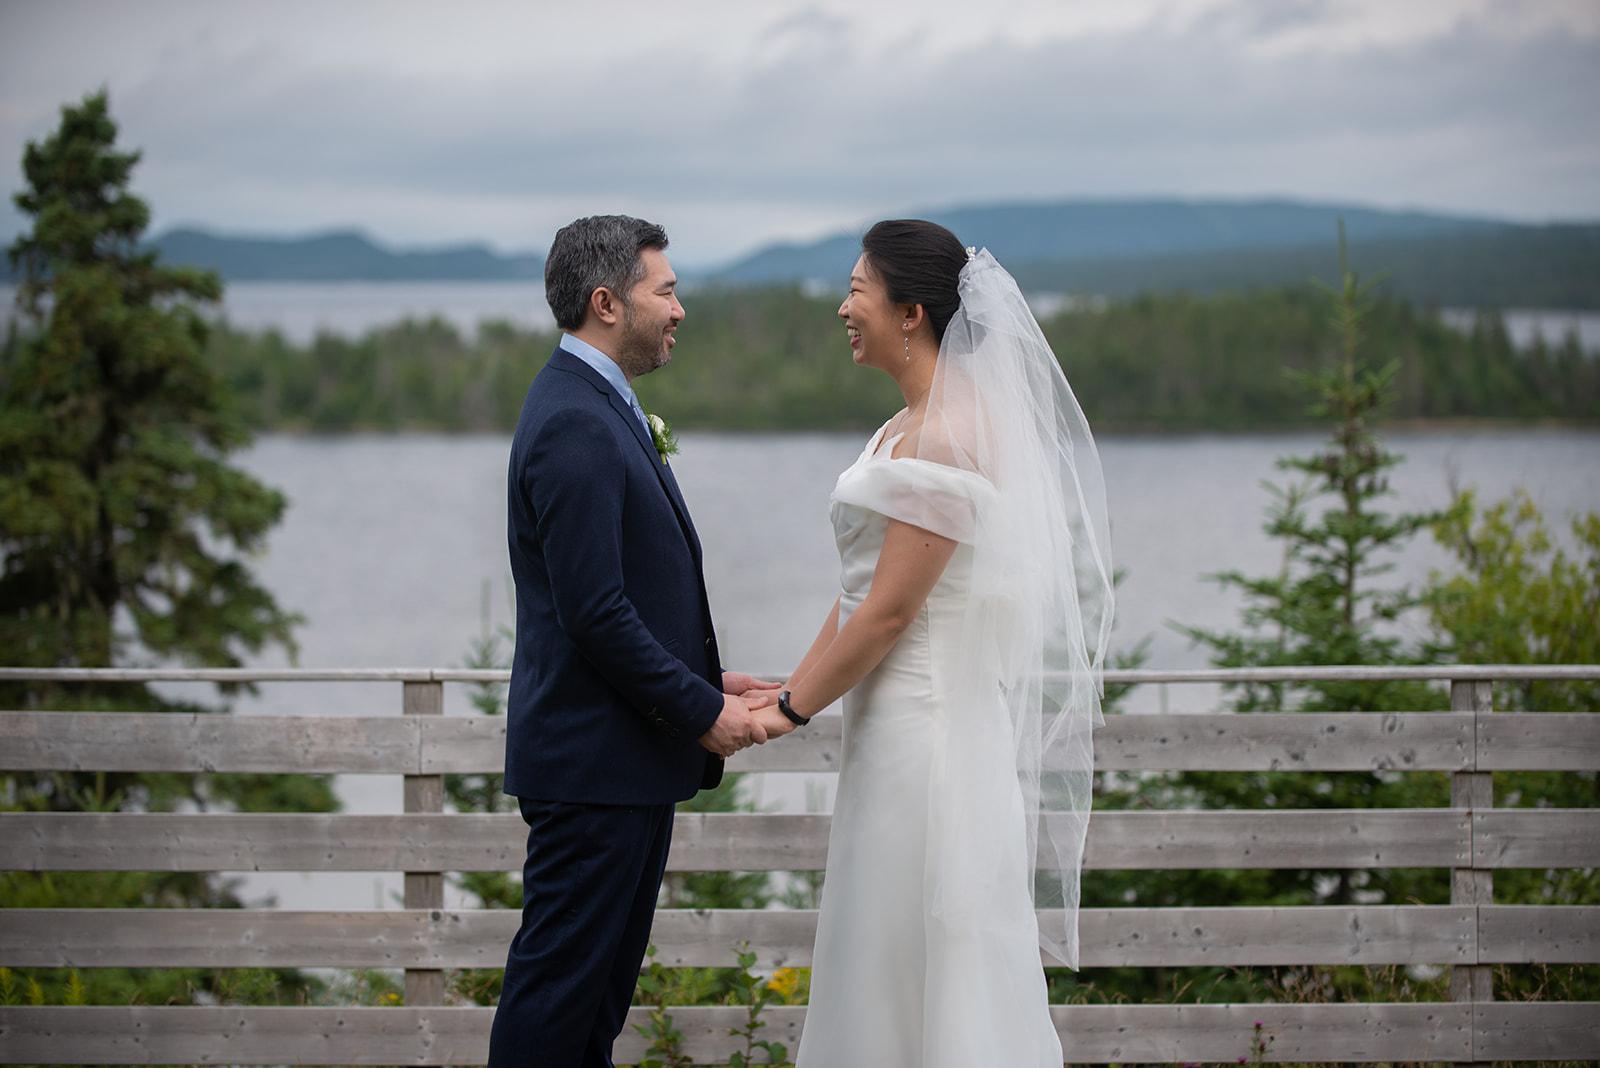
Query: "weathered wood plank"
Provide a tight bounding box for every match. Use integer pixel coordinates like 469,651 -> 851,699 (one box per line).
402,680 -> 446,1008
1478,905 -> 1600,963
0,712 -> 421,773
1093,712 -> 1474,772
11,707 -> 1583,775
0,667 -> 439,683
665,813 -> 827,870
429,713 -> 1479,774
6,658 -> 1593,684
1449,678 -> 1495,1018
1078,904 -> 1478,967
0,813 -> 526,873
1049,1002 -> 1475,1063
1474,809 -> 1600,869
0,1006 -> 494,1065
415,714 -> 852,774
1068,809 -> 1470,870
675,809 -> 1471,872
1082,665 -> 1600,684
0,909 -> 513,969
8,663 -> 1596,685
1,711 -> 1485,774
1473,1001 -> 1600,1061
0,809 -> 1474,872
0,1002 -> 1521,1063
428,664 -> 1600,685
1477,712 -> 1600,771
0,905 -> 1483,970
416,716 -> 502,774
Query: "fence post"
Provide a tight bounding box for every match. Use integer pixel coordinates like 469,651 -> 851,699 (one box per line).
1451,676 -> 1494,1066
403,678 -> 446,1006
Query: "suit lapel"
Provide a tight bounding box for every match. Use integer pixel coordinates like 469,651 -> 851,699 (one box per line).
551,349 -> 702,562
605,388 -> 698,537
658,459 -> 704,561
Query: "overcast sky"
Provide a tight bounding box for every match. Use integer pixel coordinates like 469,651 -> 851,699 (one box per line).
2,0 -> 1598,266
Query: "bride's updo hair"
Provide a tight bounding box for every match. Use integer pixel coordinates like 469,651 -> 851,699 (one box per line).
860,219 -> 967,343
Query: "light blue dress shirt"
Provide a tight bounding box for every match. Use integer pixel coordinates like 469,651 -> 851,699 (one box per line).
558,333 -> 651,435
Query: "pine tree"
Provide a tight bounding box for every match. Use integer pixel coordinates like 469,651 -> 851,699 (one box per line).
2,90 -> 301,689
1178,224 -> 1448,715
1063,227 -> 1459,1007
0,90 -> 334,1006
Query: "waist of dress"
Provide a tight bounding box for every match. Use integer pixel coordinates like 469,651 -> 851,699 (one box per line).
840,599 -> 959,701
838,588 -> 968,627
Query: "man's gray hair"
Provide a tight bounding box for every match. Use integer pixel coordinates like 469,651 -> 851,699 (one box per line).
544,215 -> 669,331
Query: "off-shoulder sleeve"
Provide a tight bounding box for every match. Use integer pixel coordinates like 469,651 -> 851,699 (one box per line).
830,458 -> 997,544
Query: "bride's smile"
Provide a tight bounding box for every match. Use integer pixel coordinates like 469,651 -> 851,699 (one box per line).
838,254 -> 905,368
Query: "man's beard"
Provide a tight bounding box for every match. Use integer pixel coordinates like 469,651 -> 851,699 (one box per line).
615,304 -> 670,379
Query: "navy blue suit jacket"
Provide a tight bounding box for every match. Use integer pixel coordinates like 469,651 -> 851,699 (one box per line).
503,347 -> 725,804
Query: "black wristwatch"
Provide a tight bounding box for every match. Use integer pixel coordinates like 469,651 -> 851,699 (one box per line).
777,690 -> 809,727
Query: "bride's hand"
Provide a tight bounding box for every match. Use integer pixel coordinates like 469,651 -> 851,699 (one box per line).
752,704 -> 798,739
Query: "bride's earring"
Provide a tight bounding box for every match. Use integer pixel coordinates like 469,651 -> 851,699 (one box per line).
903,324 -> 912,362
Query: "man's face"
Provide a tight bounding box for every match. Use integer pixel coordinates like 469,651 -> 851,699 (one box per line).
615,247 -> 684,379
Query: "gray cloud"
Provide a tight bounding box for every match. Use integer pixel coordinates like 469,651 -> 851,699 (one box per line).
2,0 -> 1596,264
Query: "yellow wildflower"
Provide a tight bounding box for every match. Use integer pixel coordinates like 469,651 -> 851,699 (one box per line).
766,966 -> 801,1001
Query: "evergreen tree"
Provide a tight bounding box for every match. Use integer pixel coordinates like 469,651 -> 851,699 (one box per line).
1068,228 -> 1458,1006
1178,225 -> 1449,712
0,90 -> 334,1005
2,90 -> 300,687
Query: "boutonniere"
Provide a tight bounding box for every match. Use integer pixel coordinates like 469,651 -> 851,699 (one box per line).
647,412 -> 679,465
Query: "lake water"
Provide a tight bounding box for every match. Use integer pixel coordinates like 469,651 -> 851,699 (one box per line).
187,428 -> 1599,910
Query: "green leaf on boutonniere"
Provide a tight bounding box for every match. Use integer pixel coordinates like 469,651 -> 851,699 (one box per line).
646,412 -> 679,465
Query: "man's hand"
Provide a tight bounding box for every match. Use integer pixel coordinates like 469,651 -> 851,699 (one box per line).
723,671 -> 782,710
752,703 -> 799,741
698,692 -> 769,758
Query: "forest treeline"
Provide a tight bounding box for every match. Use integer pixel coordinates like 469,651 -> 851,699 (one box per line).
204,284 -> 1599,433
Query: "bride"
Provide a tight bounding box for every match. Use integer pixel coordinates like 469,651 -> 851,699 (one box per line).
764,220 -> 1114,1066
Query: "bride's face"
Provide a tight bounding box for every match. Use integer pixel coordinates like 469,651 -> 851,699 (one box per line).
838,254 -> 902,370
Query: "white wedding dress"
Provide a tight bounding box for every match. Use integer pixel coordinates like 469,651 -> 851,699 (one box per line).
794,421 -> 1064,1068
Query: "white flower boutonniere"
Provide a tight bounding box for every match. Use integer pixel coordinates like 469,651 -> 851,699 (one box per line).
647,412 -> 679,465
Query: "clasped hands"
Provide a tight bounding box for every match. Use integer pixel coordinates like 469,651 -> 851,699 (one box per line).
697,670 -> 799,757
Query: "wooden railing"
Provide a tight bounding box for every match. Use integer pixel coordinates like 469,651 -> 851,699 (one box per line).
1,665 -> 1596,1064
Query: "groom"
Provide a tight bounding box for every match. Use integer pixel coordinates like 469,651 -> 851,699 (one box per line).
487,215 -> 793,1068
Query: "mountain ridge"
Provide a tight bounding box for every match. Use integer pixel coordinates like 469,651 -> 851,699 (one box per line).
6,198 -> 1594,307
710,196 -> 1515,282
148,227 -> 545,281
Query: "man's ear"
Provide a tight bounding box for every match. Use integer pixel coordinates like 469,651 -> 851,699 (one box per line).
589,286 -> 622,327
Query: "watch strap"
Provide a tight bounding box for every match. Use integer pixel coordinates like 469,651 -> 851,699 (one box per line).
777,689 -> 808,727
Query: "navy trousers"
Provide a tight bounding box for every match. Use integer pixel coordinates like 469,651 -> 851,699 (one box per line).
486,797 -> 676,1068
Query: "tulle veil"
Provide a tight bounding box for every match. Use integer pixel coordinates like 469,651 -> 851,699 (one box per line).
852,247 -> 1115,968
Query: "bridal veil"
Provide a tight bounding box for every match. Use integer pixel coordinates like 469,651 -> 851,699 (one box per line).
857,247 -> 1115,969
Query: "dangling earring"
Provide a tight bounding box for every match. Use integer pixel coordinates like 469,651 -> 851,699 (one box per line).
903,324 -> 912,362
